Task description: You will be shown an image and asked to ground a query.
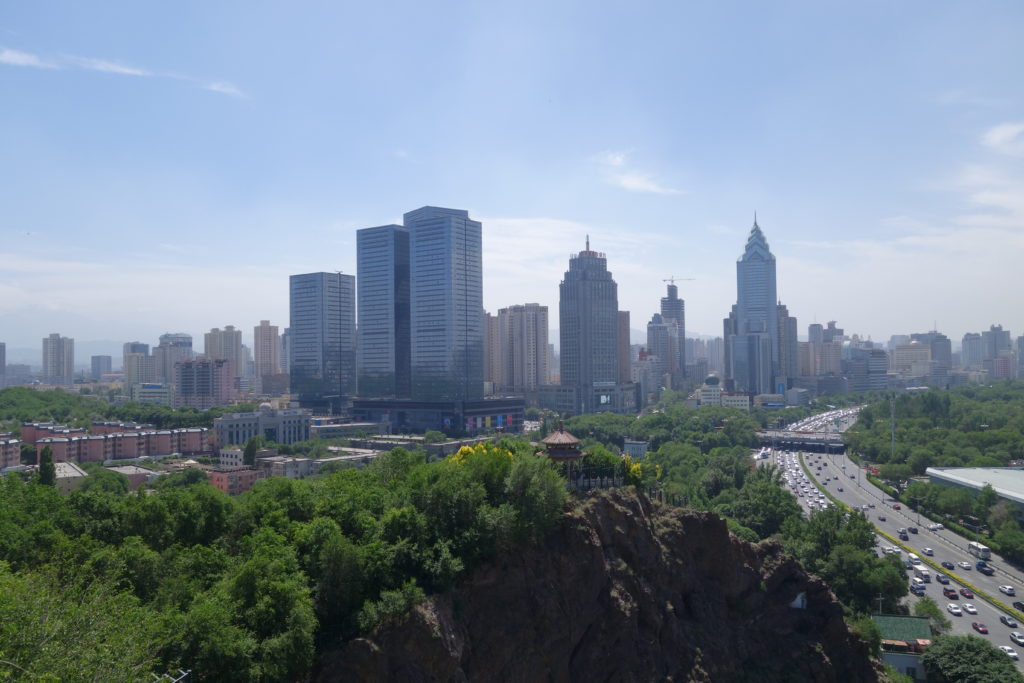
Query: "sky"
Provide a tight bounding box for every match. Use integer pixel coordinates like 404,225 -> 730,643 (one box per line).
2,1 -> 1023,361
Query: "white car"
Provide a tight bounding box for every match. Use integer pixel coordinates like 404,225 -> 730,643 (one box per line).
929,523 -> 944,530
947,603 -> 963,616
958,561 -> 972,570
963,603 -> 977,615
1001,585 -> 1016,596
1011,632 -> 1024,646
922,547 -> 934,556
1000,646 -> 1020,660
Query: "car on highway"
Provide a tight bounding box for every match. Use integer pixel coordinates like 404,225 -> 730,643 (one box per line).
963,603 -> 977,615
878,514 -> 887,522
898,528 -> 907,535
1000,646 -> 1020,660
899,532 -> 909,541
1001,615 -> 1019,628
960,588 -> 975,598
947,603 -> 963,616
1014,601 -> 1024,612
837,487 -> 843,492
973,622 -> 989,634
1012,632 -> 1024,646
910,583 -> 925,596
958,561 -> 972,570
1000,585 -> 1016,596
979,565 -> 995,576
923,547 -> 934,556
929,523 -> 945,531
936,573 -> 949,584
941,561 -> 955,570
943,587 -> 958,599
908,527 -> 918,534
893,503 -> 901,510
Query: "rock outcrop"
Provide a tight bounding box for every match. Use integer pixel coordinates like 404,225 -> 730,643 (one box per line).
316,489 -> 881,682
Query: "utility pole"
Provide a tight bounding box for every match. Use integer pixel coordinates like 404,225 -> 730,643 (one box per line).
890,394 -> 896,464
876,592 -> 885,615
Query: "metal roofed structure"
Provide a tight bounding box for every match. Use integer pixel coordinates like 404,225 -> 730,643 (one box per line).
926,466 -> 1024,509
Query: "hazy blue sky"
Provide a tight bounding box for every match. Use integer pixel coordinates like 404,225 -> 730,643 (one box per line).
2,1 -> 1022,355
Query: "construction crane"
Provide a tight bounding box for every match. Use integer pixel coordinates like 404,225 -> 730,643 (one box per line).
663,276 -> 696,286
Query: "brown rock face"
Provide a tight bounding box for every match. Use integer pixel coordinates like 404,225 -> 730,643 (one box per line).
316,489 -> 880,683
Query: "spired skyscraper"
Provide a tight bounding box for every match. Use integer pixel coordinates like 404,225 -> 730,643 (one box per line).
723,219 -> 795,395
289,271 -> 356,414
559,238 -> 635,414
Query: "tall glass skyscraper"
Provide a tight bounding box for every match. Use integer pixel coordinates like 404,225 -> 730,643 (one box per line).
403,206 -> 484,401
356,224 -> 411,398
723,220 -> 782,395
289,271 -> 356,413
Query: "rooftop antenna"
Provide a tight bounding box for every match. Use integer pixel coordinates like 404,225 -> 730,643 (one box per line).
586,234 -> 590,251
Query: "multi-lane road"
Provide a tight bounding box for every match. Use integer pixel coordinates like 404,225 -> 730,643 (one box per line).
763,406 -> 1024,667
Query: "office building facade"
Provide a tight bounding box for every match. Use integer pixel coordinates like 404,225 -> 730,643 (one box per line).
289,271 -> 356,413
558,238 -> 634,414
356,224 -> 411,398
254,320 -> 282,378
495,303 -> 549,394
42,333 -> 74,385
153,333 -> 193,386
723,220 -> 779,395
405,206 -> 483,401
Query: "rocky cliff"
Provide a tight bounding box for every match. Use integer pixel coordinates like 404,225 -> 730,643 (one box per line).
315,489 -> 881,682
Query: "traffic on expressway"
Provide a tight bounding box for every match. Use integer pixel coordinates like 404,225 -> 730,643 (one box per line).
761,408 -> 1024,670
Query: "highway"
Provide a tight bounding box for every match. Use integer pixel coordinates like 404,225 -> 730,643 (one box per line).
762,406 -> 1024,668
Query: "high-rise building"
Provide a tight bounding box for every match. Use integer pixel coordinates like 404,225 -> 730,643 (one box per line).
483,311 -> 500,392
0,342 -> 5,387
153,333 -> 193,386
646,313 -> 676,393
723,220 -> 779,395
91,355 -> 112,381
289,271 -> 356,413
982,324 -> 1012,361
615,311 -> 630,385
405,206 -> 483,401
42,333 -> 74,385
660,283 -> 686,379
706,337 -> 724,374
495,304 -> 549,394
911,331 -> 952,373
254,320 -> 281,378
559,237 -> 632,414
776,303 -> 799,388
204,326 -> 243,379
961,333 -> 983,369
823,321 -> 844,344
122,341 -> 154,387
356,224 -> 411,398
173,358 -> 235,410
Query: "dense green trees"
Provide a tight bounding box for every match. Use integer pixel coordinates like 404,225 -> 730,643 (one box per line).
0,441 -> 569,679
844,382 -> 1024,471
920,634 -> 1024,682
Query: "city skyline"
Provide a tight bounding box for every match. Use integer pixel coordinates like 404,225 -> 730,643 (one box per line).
2,3 -> 1023,347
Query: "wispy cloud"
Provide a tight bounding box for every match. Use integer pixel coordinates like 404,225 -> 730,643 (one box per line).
982,122 -> 1024,157
202,81 -> 246,98
67,55 -> 151,76
0,46 -> 54,68
936,89 -> 1004,107
592,149 -> 682,195
0,44 -> 244,97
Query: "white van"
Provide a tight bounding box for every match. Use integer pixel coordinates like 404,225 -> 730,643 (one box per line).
908,553 -> 921,565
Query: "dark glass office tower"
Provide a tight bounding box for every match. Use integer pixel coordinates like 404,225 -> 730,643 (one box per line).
289,271 -> 355,414
357,224 -> 411,398
404,206 -> 483,401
